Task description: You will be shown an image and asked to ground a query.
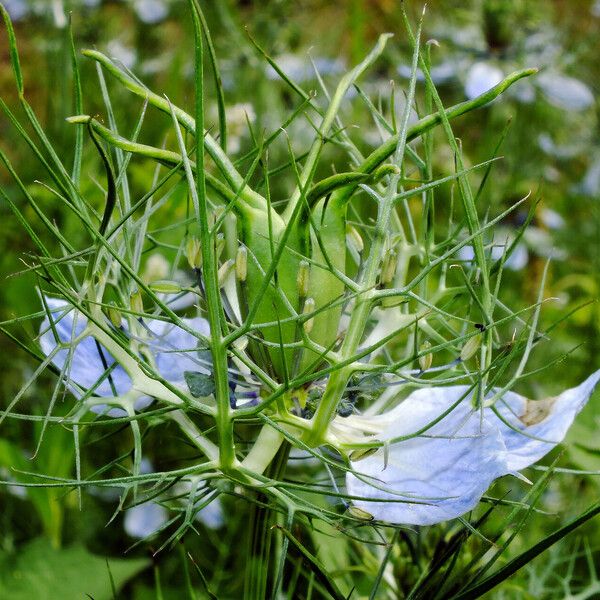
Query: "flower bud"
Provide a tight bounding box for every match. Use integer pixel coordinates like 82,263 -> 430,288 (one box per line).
302,297 -> 315,333
185,236 -> 202,269
130,290 -> 144,314
235,246 -> 248,282
460,333 -> 482,362
418,341 -> 433,371
297,260 -> 310,298
217,259 -> 234,288
346,225 -> 364,254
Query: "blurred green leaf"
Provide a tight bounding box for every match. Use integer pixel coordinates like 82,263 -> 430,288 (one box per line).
0,538 -> 149,600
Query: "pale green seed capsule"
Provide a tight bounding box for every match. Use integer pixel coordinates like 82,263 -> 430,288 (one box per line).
130,291 -> 144,314
297,260 -> 310,298
461,333 -> 482,361
235,246 -> 248,282
185,237 -> 202,269
418,341 -> 433,371
217,259 -> 234,288
303,297 -> 316,333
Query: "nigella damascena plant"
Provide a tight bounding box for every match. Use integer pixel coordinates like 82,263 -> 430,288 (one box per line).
2,0 -> 595,540
38,289 -> 600,527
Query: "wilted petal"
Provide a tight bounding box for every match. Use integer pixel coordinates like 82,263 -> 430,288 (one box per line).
537,72 -> 594,111
487,370 -> 600,471
464,62 -> 503,100
346,387 -> 507,525
39,298 -> 133,398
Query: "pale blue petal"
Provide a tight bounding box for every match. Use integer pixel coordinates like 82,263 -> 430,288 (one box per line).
146,317 -> 211,386
346,387 -> 507,525
39,299 -> 133,398
124,502 -> 168,539
487,370 -> 600,471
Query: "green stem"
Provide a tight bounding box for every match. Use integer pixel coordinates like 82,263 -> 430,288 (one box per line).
243,440 -> 291,600
241,424 -> 285,474
189,2 -> 236,470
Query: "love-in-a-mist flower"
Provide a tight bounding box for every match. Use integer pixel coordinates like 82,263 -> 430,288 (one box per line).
39,297 -> 210,416
339,371 -> 600,525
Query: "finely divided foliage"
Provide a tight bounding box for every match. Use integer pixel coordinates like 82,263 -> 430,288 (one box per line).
1,1 -> 599,597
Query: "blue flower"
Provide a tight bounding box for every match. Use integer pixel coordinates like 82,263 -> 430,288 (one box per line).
341,371 -> 600,525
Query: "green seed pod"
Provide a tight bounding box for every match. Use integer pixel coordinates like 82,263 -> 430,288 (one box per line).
298,197 -> 346,372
